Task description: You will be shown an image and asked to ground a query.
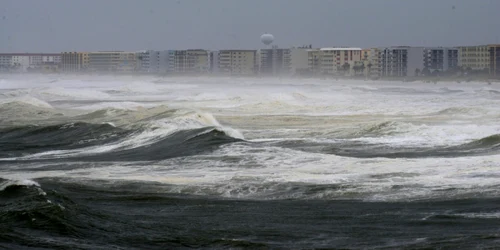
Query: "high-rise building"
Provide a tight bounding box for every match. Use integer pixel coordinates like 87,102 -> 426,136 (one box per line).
368,48 -> 381,77
169,50 -> 209,74
209,51 -> 220,73
0,53 -> 61,72
135,50 -> 172,73
490,44 -> 500,77
423,47 -> 458,72
88,51 -> 136,72
378,47 -> 424,77
289,48 -> 310,76
458,45 -> 490,71
319,48 -> 363,76
259,47 -> 291,76
307,49 -> 322,75
218,50 -> 257,76
61,52 -> 89,72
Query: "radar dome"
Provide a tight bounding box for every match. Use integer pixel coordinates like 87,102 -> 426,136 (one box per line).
260,33 -> 274,46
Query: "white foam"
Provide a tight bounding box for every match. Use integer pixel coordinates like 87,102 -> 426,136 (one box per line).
0,179 -> 40,191
0,96 -> 53,109
1,76 -> 500,201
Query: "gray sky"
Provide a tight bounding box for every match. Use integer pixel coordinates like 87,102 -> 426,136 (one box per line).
1,0 -> 499,52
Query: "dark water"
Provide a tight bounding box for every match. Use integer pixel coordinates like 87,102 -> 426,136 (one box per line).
2,122 -> 500,249
2,178 -> 500,249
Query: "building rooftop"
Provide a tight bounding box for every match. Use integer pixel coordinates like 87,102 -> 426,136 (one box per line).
0,53 -> 60,56
320,48 -> 362,51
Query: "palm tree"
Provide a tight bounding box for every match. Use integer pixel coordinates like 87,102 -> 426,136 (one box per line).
342,63 -> 350,76
415,68 -> 421,76
367,63 -> 372,77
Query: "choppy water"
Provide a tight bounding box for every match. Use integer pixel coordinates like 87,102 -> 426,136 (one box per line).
1,75 -> 500,249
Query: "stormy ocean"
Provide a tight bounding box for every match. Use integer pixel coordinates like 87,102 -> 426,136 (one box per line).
1,75 -> 500,249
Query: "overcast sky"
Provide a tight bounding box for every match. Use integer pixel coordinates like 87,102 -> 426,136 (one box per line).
1,0 -> 499,52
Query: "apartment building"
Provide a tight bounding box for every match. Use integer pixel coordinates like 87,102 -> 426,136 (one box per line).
135,50 -> 172,73
319,48 -> 363,76
61,52 -> 89,72
490,44 -> 500,77
218,50 -> 257,76
0,54 -> 13,71
458,45 -> 490,71
423,47 -> 458,72
378,47 -> 424,77
307,49 -> 322,75
289,48 -> 310,75
259,47 -> 291,75
169,50 -> 209,74
368,48 -> 381,77
88,51 -> 136,72
0,53 -> 61,72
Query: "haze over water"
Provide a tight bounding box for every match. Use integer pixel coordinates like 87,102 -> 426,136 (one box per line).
2,75 -> 500,248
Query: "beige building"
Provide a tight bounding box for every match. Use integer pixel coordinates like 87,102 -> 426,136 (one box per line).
170,50 -> 209,74
88,51 -> 136,72
289,48 -> 309,75
218,50 -> 257,75
459,45 -> 490,71
307,49 -> 322,75
319,48 -> 363,75
61,52 -> 89,72
368,48 -> 381,77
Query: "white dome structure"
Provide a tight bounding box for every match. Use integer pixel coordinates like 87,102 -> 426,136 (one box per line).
260,33 -> 274,46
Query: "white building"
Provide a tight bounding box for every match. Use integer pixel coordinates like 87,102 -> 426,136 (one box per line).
0,53 -> 61,72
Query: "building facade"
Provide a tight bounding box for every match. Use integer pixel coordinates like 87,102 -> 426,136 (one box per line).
458,45 -> 490,71
490,44 -> 500,77
378,47 -> 424,77
288,48 -> 310,76
88,51 -> 136,72
135,50 -> 172,73
0,53 -> 61,72
423,47 -> 458,72
259,47 -> 291,76
169,50 -> 209,74
307,49 -> 322,75
218,50 -> 257,76
368,48 -> 381,77
61,52 -> 89,72
319,48 -> 363,76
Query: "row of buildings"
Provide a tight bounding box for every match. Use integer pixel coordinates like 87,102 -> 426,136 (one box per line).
1,44 -> 499,77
